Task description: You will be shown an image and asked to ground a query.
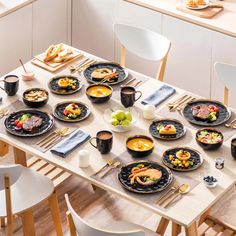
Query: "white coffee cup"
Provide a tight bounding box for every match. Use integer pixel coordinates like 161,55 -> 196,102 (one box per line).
78,150 -> 90,168
142,104 -> 156,119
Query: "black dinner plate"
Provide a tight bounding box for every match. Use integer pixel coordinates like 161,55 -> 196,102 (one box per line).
118,160 -> 173,194
4,110 -> 54,137
162,147 -> 203,172
182,99 -> 231,126
83,62 -> 129,85
149,119 -> 186,141
48,75 -> 82,95
53,101 -> 90,122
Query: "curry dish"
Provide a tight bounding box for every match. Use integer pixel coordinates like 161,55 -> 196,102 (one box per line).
127,138 -> 154,151
87,85 -> 111,97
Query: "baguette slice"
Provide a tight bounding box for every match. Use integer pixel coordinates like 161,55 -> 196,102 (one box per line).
52,48 -> 73,63
44,43 -> 63,62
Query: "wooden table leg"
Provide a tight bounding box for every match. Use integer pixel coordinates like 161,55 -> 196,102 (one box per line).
185,222 -> 198,236
21,209 -> 36,236
198,208 -> 211,226
0,141 -> 9,157
172,222 -> 181,236
13,147 -> 27,167
48,190 -> 63,236
0,217 -> 6,227
156,217 -> 170,235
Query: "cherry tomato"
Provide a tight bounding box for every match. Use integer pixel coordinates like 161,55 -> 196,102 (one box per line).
16,122 -> 23,129
15,120 -> 19,125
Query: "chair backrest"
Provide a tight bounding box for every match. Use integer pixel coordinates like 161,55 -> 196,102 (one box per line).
65,194 -> 144,236
114,23 -> 171,62
214,62 -> 236,105
0,164 -> 22,190
214,62 -> 236,89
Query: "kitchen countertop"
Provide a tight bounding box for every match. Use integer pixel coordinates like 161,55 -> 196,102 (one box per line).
0,0 -> 34,18
124,0 -> 236,38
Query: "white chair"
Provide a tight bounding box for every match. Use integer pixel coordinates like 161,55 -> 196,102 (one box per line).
114,23 -> 171,81
65,193 -> 160,236
0,164 -> 63,236
214,62 -> 236,106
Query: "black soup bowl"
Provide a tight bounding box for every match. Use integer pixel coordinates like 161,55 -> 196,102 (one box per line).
196,128 -> 223,150
86,84 -> 113,104
23,88 -> 49,108
126,135 -> 154,158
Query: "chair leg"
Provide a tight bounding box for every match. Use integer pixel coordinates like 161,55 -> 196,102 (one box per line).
172,222 -> 181,236
21,209 -> 36,236
1,217 -> 6,227
48,190 -> 63,236
120,45 -> 126,67
156,54 -> 168,81
185,222 -> 198,236
156,217 -> 170,235
0,141 -> 9,157
198,208 -> 211,226
66,211 -> 77,236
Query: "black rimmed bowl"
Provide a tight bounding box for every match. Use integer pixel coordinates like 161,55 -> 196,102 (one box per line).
126,135 -> 154,158
23,88 -> 49,108
86,84 -> 113,103
196,128 -> 223,150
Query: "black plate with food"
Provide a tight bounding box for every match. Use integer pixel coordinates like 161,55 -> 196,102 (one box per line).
149,119 -> 186,141
162,147 -> 203,172
53,101 -> 90,122
4,110 -> 54,137
83,62 -> 128,85
48,75 -> 82,95
118,160 -> 172,194
182,99 -> 231,126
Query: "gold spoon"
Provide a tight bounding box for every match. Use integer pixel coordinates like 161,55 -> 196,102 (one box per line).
100,161 -> 121,179
163,183 -> 190,208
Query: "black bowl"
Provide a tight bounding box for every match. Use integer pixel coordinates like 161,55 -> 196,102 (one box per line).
126,135 -> 154,158
86,84 -> 112,103
196,128 -> 223,150
23,88 -> 49,108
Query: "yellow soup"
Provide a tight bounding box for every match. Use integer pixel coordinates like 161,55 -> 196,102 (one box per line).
87,86 -> 111,97
127,138 -> 154,151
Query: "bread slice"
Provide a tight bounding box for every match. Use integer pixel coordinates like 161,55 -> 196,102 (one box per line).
44,43 -> 63,62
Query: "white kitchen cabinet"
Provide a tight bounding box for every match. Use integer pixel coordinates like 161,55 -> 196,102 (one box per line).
115,0 -> 162,78
72,0 -> 116,61
162,15 -> 212,98
32,0 -> 71,56
211,32 -> 236,108
0,4 -> 32,77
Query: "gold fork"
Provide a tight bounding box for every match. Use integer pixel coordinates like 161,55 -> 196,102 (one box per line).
100,161 -> 121,179
93,160 -> 113,176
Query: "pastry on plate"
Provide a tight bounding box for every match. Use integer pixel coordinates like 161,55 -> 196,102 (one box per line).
159,124 -> 177,135
91,68 -> 113,79
196,0 -> 206,5
185,0 -> 197,7
44,43 -> 63,62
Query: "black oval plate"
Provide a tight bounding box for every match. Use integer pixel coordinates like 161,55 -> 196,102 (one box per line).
48,75 -> 82,95
53,101 -> 90,122
162,147 -> 203,172
182,99 -> 231,126
83,62 -> 129,85
4,110 -> 54,137
149,119 -> 186,141
118,160 -> 173,194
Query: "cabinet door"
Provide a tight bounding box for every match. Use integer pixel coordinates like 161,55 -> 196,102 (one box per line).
211,32 -> 236,108
72,0 -> 116,61
32,0 -> 70,55
162,15 -> 212,97
115,0 -> 162,78
0,5 -> 32,77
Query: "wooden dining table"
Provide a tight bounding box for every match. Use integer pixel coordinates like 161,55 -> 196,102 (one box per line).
0,46 -> 236,235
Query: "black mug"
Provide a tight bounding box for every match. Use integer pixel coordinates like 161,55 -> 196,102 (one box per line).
121,86 -> 142,108
0,75 -> 19,96
231,138 -> 236,160
90,130 -> 113,154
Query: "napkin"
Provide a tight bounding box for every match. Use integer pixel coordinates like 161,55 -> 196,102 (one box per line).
141,84 -> 176,107
50,129 -> 91,158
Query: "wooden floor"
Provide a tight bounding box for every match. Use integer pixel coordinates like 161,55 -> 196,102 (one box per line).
0,152 -> 236,236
